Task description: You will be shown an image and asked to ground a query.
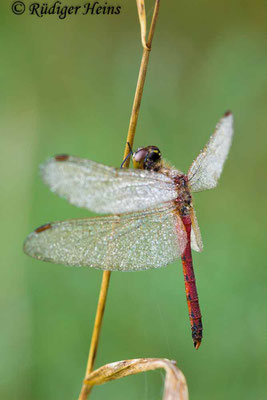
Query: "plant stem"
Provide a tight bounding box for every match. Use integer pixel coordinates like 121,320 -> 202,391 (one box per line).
122,0 -> 161,165
78,2 -> 160,399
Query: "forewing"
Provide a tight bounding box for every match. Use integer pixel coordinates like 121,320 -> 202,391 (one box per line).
41,156 -> 177,214
188,112 -> 233,192
190,208 -> 203,252
23,205 -> 187,271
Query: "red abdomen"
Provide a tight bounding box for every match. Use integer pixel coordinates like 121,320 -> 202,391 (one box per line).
181,215 -> 203,349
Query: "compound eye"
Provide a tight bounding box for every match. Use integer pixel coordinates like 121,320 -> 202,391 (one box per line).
133,148 -> 149,163
148,151 -> 161,161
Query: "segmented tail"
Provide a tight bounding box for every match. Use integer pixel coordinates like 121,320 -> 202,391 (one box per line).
181,215 -> 203,349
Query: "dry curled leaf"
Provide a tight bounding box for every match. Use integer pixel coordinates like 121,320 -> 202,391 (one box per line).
84,358 -> 189,400
136,0 -> 149,49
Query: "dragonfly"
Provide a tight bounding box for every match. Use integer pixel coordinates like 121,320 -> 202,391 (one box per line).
24,111 -> 234,349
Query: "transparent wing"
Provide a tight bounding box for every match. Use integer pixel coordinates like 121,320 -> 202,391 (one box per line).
190,208 -> 203,253
23,205 -> 187,271
41,155 -> 177,214
188,111 -> 233,192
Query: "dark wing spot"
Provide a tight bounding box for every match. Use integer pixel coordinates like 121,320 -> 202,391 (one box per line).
55,154 -> 69,161
35,223 -> 52,233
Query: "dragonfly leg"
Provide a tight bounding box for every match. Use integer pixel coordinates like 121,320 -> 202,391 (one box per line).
120,143 -> 134,168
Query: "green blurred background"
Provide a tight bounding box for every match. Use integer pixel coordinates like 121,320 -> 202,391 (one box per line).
1,0 -> 267,399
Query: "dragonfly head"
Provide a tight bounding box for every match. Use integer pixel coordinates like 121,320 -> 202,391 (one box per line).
133,146 -> 162,172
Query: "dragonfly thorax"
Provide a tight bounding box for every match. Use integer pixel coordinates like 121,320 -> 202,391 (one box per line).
133,147 -> 192,216
173,174 -> 192,216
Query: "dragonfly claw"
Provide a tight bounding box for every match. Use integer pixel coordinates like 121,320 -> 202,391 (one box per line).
194,340 -> 201,350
